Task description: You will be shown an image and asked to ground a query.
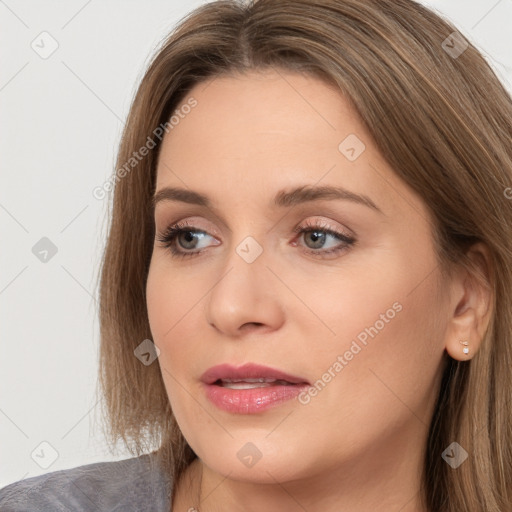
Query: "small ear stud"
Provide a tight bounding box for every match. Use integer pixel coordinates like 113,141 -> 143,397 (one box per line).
459,340 -> 469,355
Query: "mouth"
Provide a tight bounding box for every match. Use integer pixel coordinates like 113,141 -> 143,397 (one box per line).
201,362 -> 309,386
213,378 -> 301,389
201,363 -> 310,414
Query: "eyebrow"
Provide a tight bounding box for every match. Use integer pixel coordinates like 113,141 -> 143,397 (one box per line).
152,184 -> 383,214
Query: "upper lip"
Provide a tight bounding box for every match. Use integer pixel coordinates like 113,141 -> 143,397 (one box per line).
201,363 -> 310,385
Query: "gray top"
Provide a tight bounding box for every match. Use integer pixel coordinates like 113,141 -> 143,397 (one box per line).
0,452 -> 173,511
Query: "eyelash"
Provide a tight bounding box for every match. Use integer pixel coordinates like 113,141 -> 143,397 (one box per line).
156,219 -> 356,260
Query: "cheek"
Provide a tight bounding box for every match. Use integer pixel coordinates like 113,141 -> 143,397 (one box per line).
146,268 -> 171,349
146,261 -> 206,377
146,265 -> 203,428
146,259 -> 193,343
302,252 -> 447,429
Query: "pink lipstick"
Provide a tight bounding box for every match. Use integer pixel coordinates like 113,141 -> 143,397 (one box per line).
201,363 -> 310,414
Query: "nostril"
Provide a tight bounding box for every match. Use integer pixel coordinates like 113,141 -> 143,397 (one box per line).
242,322 -> 263,329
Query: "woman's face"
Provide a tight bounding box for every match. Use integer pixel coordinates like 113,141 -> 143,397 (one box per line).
146,69 -> 452,484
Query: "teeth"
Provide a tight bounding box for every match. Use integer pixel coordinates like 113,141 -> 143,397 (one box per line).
222,378 -> 276,383
219,378 -> 292,389
222,382 -> 274,389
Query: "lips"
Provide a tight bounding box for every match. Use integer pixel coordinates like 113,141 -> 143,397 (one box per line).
201,363 -> 310,414
201,363 -> 310,386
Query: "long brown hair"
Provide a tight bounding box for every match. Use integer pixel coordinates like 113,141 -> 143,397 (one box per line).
95,1 -> 512,509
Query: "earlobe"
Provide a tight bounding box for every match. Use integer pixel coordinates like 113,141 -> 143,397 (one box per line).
443,242 -> 494,362
459,339 -> 469,355
448,337 -> 471,361
444,308 -> 477,362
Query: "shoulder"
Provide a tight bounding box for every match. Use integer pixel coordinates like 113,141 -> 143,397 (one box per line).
0,452 -> 173,512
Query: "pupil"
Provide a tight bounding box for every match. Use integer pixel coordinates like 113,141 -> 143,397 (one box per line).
308,231 -> 325,248
181,231 -> 196,248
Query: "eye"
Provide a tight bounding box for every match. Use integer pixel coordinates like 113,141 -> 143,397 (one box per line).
155,220 -> 216,259
292,219 -> 356,258
156,219 -> 356,259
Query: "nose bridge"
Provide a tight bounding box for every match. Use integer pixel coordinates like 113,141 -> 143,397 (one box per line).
222,204 -> 273,264
214,226 -> 268,304
203,223 -> 285,335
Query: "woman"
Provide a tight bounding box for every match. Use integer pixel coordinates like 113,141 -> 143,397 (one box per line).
1,0 -> 511,510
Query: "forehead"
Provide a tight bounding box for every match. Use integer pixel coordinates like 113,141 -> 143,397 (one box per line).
160,69 -> 362,160
154,70 -> 427,221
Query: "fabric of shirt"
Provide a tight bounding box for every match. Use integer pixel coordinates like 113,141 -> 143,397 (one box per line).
0,451 -> 173,511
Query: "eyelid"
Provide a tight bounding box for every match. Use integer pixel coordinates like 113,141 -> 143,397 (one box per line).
156,216 -> 219,236
154,206 -> 229,234
156,215 -> 357,262
155,215 -> 355,245
294,216 -> 353,236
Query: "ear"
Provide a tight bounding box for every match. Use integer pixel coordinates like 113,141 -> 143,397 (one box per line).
444,242 -> 494,361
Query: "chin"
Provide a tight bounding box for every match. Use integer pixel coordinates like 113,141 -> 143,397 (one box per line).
186,432 -> 317,483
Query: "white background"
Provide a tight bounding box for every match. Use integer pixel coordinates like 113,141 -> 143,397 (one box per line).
1,0 -> 511,488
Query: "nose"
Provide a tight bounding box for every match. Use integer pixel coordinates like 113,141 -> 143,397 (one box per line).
204,244 -> 286,338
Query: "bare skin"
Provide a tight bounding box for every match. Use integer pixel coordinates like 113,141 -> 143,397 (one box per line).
145,69 -> 492,512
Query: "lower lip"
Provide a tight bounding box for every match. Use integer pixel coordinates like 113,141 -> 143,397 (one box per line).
203,382 -> 309,414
